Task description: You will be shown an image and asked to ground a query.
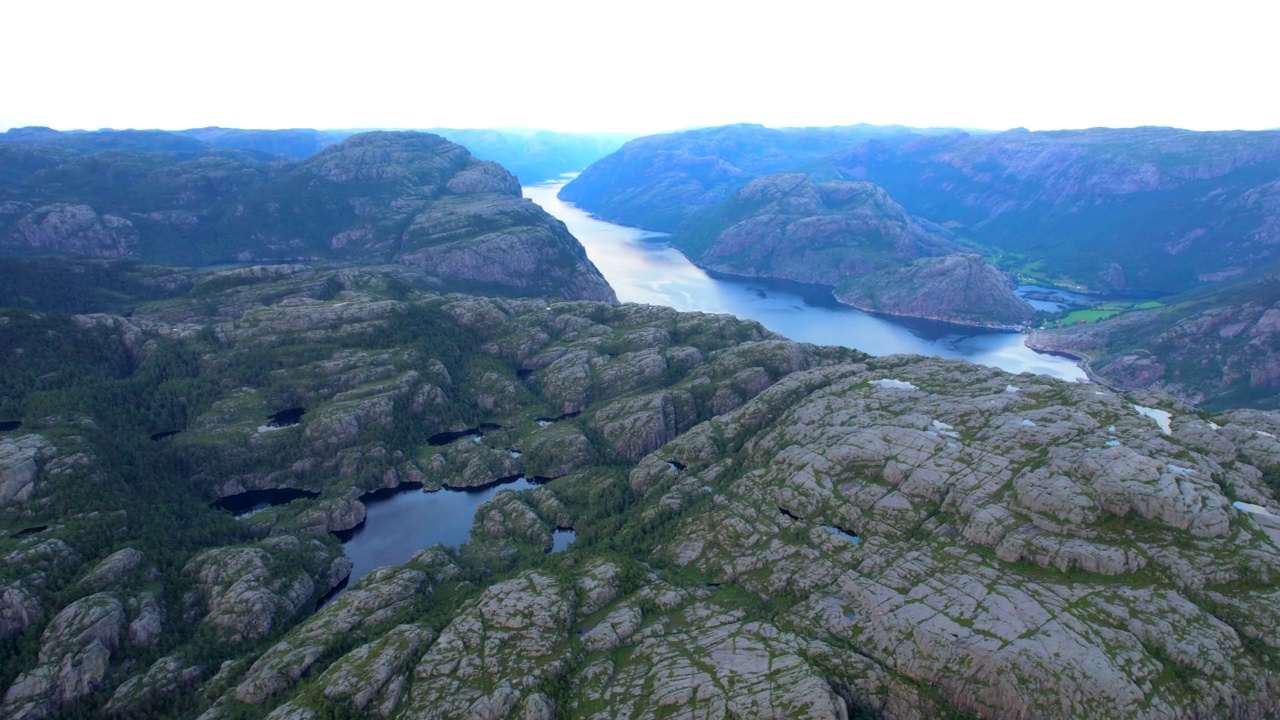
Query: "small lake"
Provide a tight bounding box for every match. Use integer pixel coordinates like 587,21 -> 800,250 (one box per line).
550,528 -> 576,553
525,179 -> 1085,382
341,477 -> 537,586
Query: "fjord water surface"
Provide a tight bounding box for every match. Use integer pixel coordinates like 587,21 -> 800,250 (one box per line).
334,180 -> 1087,595
525,180 -> 1086,381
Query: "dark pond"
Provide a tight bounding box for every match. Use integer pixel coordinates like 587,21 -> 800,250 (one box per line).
10,525 -> 47,539
427,423 -> 502,446
265,407 -> 306,427
0,421 -> 22,432
550,528 -> 576,553
823,525 -> 862,544
212,488 -> 320,516
340,476 -> 539,586
535,412 -> 580,426
150,430 -> 181,441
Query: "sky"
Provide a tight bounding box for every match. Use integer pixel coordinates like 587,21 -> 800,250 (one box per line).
2,0 -> 1275,134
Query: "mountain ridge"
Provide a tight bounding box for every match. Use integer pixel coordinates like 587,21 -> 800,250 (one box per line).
0,131 -> 617,303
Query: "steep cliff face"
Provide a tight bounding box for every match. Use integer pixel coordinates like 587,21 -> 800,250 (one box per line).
835,253 -> 1035,326
0,131 -> 617,303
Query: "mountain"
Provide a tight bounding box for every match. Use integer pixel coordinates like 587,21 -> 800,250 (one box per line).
176,127 -> 347,159
0,126 -> 347,160
1,262 -> 1278,719
563,124 -> 1280,295
0,131 -> 616,302
1028,263 -> 1280,409
824,127 -> 1280,294
426,128 -> 637,184
836,253 -> 1036,326
670,173 -> 1030,326
558,123 -> 940,230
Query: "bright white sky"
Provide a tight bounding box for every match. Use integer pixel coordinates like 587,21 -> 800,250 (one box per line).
2,0 -> 1274,134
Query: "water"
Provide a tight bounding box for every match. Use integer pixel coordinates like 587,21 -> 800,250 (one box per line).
329,179 -> 1090,594
341,477 -> 536,586
1016,284 -> 1095,312
525,180 -> 1085,381
550,528 -> 576,553
1133,405 -> 1173,434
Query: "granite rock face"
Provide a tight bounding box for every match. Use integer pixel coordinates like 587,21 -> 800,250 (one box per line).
3,262 -> 1280,719
12,204 -> 139,258
835,253 -> 1035,327
185,536 -> 350,644
626,358 -> 1280,719
1,593 -> 126,720
679,173 -> 957,284
0,435 -> 53,508
103,655 -> 203,715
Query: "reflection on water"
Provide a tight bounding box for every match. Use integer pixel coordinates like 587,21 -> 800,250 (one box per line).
341,478 -> 536,586
525,179 -> 1085,382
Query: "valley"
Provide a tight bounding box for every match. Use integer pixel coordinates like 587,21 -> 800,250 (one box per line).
0,124 -> 1278,720
524,180 -> 1084,381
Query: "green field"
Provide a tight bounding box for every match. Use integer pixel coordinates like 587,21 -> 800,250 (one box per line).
1044,300 -> 1165,328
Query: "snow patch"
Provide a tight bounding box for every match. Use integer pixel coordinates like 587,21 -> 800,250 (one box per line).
1233,501 -> 1277,517
875,379 -> 917,391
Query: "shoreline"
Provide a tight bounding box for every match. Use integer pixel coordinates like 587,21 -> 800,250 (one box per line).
699,264 -> 1032,333
1024,331 -> 1125,391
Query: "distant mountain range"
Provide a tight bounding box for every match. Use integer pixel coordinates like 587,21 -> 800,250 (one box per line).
560,122 -> 1280,405
425,128 -> 636,185
561,123 -> 1280,295
0,126 -> 634,184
